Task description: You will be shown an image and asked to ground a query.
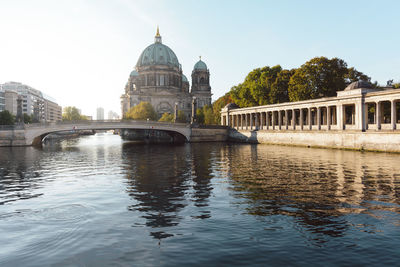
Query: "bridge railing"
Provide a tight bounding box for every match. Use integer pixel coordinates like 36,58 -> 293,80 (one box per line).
0,120 -> 226,130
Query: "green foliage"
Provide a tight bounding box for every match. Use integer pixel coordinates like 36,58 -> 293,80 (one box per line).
176,110 -> 186,123
125,102 -> 157,121
203,105 -> 215,125
288,57 -> 370,101
230,65 -> 293,108
159,112 -> 174,122
23,113 -> 32,124
270,69 -> 295,104
0,110 -> 15,125
158,110 -> 186,123
196,109 -> 204,124
394,83 -> 400,89
212,93 -> 233,124
195,105 -> 217,125
62,106 -> 87,121
229,56 -> 371,106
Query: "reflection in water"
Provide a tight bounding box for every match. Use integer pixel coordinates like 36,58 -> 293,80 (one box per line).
123,143 -> 191,239
122,142 -> 215,239
0,135 -> 400,265
0,147 -> 45,205
222,144 -> 400,242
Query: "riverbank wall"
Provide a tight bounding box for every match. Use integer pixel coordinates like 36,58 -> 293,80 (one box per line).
229,129 -> 400,152
190,126 -> 228,142
0,128 -> 26,146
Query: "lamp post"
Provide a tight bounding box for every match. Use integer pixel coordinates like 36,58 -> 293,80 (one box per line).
191,97 -> 197,124
174,102 -> 178,123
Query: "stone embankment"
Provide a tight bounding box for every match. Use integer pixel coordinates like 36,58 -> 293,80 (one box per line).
229,129 -> 400,153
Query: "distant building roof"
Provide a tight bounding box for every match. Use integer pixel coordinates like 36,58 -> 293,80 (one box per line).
224,103 -> 239,110
194,59 -> 207,70
344,80 -> 372,91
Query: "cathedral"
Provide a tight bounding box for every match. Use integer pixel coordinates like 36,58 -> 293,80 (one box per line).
121,27 -> 212,121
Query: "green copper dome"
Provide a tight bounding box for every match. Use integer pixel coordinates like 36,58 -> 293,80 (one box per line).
136,31 -> 180,68
182,74 -> 189,83
130,70 -> 139,77
194,58 -> 207,70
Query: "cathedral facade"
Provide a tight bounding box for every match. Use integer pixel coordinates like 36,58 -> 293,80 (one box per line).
121,28 -> 212,121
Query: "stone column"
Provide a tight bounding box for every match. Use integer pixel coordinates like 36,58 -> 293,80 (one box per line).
245,114 -> 248,130
391,100 -> 397,130
255,113 -> 259,130
327,106 -> 331,130
272,111 -> 275,130
250,113 -> 253,130
308,108 -> 312,130
260,112 -> 264,130
300,109 -> 304,130
284,110 -> 288,130
266,112 -> 270,130
292,109 -> 296,130
337,104 -> 343,130
317,107 -> 321,130
376,101 -> 381,130
358,100 -> 367,132
278,111 -> 282,130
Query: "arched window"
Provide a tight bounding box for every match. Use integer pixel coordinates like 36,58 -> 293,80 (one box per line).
200,77 -> 205,84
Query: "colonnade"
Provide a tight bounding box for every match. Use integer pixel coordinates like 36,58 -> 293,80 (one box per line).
221,88 -> 400,132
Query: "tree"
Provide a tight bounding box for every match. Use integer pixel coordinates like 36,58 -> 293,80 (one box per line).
176,110 -> 186,123
270,69 -> 295,104
203,105 -> 215,125
62,106 -> 87,121
23,113 -> 32,124
159,112 -> 174,122
196,108 -> 205,124
212,92 -> 234,125
124,102 -> 157,121
0,110 -> 15,125
230,65 -> 291,107
288,57 -> 370,102
158,110 -> 186,123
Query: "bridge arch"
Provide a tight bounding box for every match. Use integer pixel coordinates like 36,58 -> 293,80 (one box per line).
24,121 -> 192,146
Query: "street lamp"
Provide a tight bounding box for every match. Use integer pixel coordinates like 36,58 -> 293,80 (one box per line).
191,97 -> 197,124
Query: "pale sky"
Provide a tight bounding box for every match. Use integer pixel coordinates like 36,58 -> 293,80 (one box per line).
1,0 -> 399,118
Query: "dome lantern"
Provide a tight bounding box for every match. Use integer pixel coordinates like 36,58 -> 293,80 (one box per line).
155,26 -> 162,43
136,28 -> 180,68
193,56 -> 208,70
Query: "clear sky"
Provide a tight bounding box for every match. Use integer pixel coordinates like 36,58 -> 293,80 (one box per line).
0,0 -> 399,118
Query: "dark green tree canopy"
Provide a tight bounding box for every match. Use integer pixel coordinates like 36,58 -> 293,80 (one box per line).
124,102 -> 157,121
288,57 -> 370,101
229,56 -> 371,107
0,110 -> 15,125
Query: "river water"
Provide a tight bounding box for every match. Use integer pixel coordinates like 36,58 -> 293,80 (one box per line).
0,134 -> 399,266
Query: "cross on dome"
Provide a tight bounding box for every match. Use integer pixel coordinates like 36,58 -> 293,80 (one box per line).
154,26 -> 162,43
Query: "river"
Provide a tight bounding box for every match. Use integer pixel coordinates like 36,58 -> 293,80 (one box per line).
0,133 -> 399,266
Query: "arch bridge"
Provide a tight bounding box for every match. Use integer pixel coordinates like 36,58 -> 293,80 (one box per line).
23,120 -> 192,146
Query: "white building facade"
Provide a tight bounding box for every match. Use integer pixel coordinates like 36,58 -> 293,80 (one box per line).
0,82 -> 62,122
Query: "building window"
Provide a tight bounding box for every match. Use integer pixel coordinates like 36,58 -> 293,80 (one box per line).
160,75 -> 165,86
